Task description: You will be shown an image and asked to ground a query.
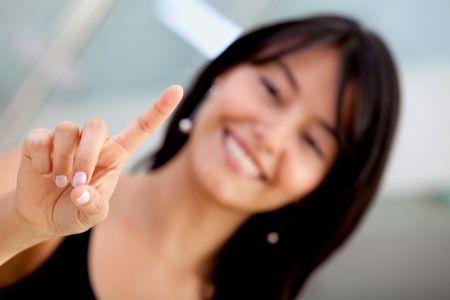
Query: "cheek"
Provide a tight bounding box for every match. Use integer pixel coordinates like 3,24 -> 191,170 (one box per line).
196,91 -> 258,129
219,91 -> 261,120
276,151 -> 326,202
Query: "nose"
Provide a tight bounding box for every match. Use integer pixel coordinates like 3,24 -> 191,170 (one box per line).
252,115 -> 296,154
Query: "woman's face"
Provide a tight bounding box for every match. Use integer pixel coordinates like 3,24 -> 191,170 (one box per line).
185,45 -> 348,214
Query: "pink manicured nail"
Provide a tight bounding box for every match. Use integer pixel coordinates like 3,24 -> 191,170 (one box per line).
55,175 -> 68,188
72,172 -> 87,187
75,190 -> 90,206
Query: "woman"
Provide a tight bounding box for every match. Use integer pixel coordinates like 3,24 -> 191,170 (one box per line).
0,15 -> 399,299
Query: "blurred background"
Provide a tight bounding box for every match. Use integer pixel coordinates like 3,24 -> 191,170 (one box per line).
0,0 -> 449,299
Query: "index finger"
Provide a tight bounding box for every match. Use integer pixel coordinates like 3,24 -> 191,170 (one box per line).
113,85 -> 183,154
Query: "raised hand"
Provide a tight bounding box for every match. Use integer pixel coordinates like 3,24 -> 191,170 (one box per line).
14,85 -> 183,238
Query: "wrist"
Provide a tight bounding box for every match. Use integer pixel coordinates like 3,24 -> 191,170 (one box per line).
0,190 -> 50,265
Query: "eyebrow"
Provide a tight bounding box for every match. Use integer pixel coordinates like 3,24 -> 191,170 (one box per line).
276,59 -> 300,94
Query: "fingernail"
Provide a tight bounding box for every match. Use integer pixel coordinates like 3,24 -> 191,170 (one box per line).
43,173 -> 52,178
72,171 -> 87,187
55,175 -> 68,188
75,190 -> 90,206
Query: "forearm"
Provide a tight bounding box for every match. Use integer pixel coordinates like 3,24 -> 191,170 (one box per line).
0,190 -> 48,266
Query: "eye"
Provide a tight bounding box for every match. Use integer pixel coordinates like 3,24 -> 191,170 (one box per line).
301,132 -> 325,159
260,77 -> 282,105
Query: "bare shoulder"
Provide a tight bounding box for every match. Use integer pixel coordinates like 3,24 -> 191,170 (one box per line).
102,173 -> 154,238
108,174 -> 148,214
0,148 -> 21,194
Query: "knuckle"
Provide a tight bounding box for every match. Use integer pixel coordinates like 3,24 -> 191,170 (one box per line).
85,118 -> 107,133
137,115 -> 154,133
53,152 -> 73,169
112,136 -> 131,155
86,198 -> 108,221
26,128 -> 42,138
77,212 -> 92,230
55,121 -> 79,135
89,200 -> 103,216
32,158 -> 51,173
35,164 -> 51,174
27,132 -> 51,151
153,101 -> 167,116
99,142 -> 126,167
77,151 -> 98,166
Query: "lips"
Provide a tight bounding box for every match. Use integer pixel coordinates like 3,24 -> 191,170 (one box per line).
223,128 -> 267,181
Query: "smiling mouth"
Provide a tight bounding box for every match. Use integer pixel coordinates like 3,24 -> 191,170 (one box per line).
223,128 -> 268,182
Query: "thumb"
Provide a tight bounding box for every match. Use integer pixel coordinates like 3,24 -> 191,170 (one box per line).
70,185 -> 109,229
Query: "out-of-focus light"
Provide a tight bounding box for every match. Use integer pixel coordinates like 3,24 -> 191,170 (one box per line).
154,0 -> 242,59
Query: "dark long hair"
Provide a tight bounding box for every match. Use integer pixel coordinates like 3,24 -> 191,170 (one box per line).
149,15 -> 400,299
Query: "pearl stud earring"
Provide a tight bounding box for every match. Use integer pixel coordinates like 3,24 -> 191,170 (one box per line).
266,232 -> 279,244
178,118 -> 192,134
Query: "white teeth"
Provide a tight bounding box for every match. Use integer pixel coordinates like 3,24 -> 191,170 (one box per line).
225,134 -> 261,178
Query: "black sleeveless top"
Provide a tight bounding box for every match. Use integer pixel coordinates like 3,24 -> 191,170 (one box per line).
0,230 -> 96,299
